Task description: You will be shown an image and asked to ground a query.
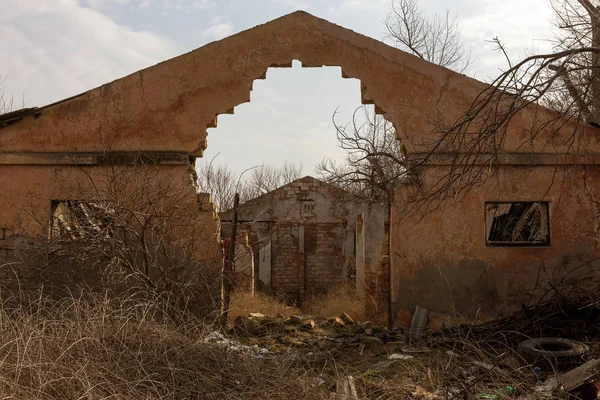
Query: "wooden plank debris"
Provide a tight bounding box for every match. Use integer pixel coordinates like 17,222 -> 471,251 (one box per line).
336,376 -> 366,400
538,359 -> 600,393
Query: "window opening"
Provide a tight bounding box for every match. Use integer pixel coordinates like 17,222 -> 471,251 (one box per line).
485,202 -> 550,246
51,200 -> 114,239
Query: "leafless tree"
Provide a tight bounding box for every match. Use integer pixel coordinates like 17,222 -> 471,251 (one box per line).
541,0 -> 600,123
244,161 -> 303,199
0,75 -> 13,114
384,0 -> 472,72
403,0 -> 600,213
10,161 -> 224,318
317,107 -> 403,204
196,157 -> 303,212
319,0 -> 472,205
196,158 -> 240,212
355,0 -> 600,222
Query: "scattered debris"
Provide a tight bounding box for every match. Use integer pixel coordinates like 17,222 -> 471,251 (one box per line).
409,306 -> 428,340
570,381 -> 600,400
203,331 -> 253,354
300,319 -> 316,330
328,316 -> 346,328
539,358 -> 600,393
371,360 -> 395,370
225,292 -> 600,399
518,337 -> 589,367
314,377 -> 326,386
402,346 -> 432,354
411,385 -> 437,400
339,312 -> 355,325
471,360 -> 495,371
389,353 -> 414,360
336,375 -> 365,400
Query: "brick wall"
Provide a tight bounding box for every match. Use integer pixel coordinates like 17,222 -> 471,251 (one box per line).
305,222 -> 344,294
271,222 -> 301,301
220,177 -> 370,303
269,221 -> 349,302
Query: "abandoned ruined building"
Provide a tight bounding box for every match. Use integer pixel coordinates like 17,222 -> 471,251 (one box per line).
1,11 -> 600,326
220,176 -> 386,305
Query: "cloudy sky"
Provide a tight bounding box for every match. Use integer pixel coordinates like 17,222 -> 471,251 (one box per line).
1,0 -> 556,176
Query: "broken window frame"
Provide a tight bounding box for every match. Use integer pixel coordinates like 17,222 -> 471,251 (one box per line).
484,201 -> 550,247
50,200 -> 115,240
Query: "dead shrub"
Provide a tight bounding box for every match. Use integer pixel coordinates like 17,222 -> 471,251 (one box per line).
3,163 -> 223,319
302,286 -> 367,321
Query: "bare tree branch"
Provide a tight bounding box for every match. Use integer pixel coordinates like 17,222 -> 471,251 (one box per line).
384,0 -> 472,72
317,106 -> 404,204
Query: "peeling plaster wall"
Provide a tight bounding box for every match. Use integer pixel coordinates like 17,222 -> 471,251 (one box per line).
391,165 -> 600,327
0,163 -> 221,293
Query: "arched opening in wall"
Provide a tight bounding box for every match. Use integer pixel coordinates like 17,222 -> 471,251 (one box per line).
197,60 -> 399,318
197,59 -> 401,213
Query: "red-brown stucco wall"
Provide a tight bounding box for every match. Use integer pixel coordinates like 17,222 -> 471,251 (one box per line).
391,164 -> 600,326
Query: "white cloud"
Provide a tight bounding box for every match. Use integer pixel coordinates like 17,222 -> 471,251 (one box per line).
333,0 -> 386,11
460,0 -> 553,81
191,0 -> 216,10
82,0 -> 132,10
201,16 -> 234,40
0,0 -> 178,107
270,0 -> 311,11
163,0 -> 216,12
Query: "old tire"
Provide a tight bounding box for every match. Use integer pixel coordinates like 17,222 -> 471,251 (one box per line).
518,338 -> 589,368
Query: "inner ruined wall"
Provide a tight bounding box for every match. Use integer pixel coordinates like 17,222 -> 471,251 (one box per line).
391,163 -> 600,327
220,178 -> 363,302
270,221 -> 346,301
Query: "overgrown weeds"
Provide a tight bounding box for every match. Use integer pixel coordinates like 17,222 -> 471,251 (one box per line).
302,286 -> 367,322
229,286 -> 367,323
0,289 -> 331,399
229,291 -> 299,321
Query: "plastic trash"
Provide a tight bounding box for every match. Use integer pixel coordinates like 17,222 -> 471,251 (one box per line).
388,353 -> 414,360
477,394 -> 499,399
409,306 -> 428,340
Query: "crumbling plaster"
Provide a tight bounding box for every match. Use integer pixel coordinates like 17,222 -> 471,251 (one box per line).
391,164 -> 600,326
6,11 -> 584,158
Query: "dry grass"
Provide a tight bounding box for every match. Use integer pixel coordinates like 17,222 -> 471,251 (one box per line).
229,287 -> 367,323
0,289 -> 332,399
302,286 -> 366,322
0,286 -> 572,399
229,291 -> 299,321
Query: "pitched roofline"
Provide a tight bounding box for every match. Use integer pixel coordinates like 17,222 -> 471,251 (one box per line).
3,11 -> 478,119
218,175 -> 358,215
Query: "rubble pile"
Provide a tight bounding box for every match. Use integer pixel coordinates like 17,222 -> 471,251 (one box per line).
209,294 -> 600,399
